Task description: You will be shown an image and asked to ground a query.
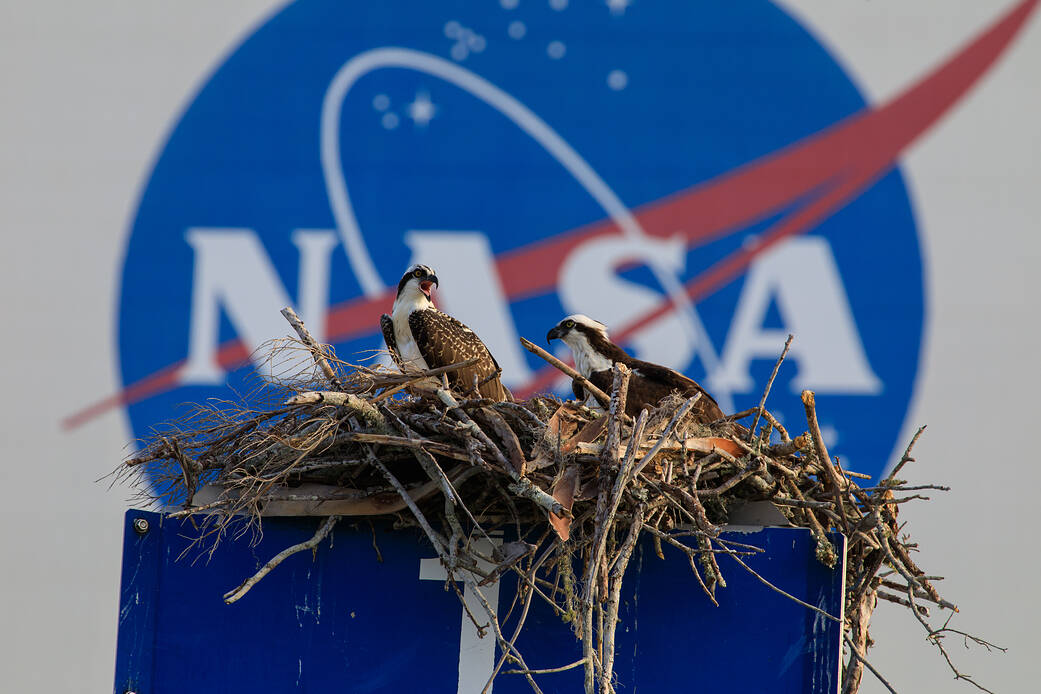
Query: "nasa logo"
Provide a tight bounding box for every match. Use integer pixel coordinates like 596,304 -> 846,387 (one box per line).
71,0 -> 1037,486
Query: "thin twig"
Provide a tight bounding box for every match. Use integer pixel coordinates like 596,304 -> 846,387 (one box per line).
719,542 -> 840,624
223,514 -> 338,604
845,634 -> 899,694
504,658 -> 589,675
748,334 -> 793,441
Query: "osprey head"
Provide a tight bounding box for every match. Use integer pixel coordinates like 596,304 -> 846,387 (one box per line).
546,314 -> 610,346
547,314 -> 614,377
396,264 -> 439,301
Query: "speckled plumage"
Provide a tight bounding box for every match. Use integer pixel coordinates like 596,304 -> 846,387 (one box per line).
381,265 -> 509,401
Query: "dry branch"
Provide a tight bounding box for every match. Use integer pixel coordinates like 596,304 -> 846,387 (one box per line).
519,337 -> 611,409
223,514 -> 339,604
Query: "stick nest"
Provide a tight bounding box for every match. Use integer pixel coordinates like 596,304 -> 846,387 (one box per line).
118,317 -> 1000,694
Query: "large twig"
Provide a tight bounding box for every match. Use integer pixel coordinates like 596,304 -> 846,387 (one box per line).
376,357 -> 481,383
802,390 -> 850,533
582,364 -> 631,693
587,364 -> 632,602
283,391 -> 386,430
281,306 -> 343,389
519,337 -> 611,409
600,505 -> 644,693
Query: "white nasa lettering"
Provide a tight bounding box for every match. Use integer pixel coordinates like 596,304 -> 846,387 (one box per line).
181,228 -> 337,384
419,536 -> 502,694
403,231 -> 533,385
713,237 -> 882,394
179,229 -> 877,398
558,235 -> 699,370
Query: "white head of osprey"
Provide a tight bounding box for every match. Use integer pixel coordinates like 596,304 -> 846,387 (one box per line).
114,0 -> 928,483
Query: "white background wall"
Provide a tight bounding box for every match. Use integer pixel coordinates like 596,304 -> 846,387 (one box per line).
0,1 -> 1037,691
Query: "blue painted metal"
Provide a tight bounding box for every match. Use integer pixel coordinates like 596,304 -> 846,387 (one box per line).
114,510 -> 844,693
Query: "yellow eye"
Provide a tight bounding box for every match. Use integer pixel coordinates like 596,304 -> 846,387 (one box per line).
413,269 -> 424,278
564,320 -> 575,328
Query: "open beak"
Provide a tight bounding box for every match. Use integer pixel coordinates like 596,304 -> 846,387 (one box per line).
419,275 -> 439,298
546,325 -> 563,344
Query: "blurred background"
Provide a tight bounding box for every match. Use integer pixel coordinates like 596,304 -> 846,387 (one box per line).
1,0 -> 1038,690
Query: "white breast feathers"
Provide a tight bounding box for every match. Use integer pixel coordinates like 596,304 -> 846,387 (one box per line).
565,332 -> 613,377
391,291 -> 433,372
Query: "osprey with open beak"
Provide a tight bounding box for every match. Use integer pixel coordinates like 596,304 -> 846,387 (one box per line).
380,264 -> 509,401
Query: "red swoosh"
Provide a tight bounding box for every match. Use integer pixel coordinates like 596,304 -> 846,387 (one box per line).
516,0 -> 1039,397
63,0 -> 1038,429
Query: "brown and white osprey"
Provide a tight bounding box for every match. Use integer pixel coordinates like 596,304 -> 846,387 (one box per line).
380,264 -> 509,401
546,314 -> 723,421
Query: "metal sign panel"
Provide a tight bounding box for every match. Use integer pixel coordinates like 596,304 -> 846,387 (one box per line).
115,510 -> 845,693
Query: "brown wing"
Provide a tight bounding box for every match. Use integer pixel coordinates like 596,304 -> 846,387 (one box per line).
408,309 -> 508,401
582,361 -> 723,422
579,370 -> 614,405
627,358 -> 723,422
379,314 -> 406,370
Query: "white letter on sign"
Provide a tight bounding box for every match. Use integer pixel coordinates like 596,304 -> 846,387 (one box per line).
181,228 -> 337,384
420,536 -> 502,693
558,235 -> 699,370
713,237 -> 882,394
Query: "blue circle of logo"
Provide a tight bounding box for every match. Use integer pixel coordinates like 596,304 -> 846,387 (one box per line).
118,0 -> 924,485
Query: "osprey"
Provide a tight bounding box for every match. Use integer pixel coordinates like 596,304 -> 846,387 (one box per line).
380,264 -> 509,401
546,314 -> 724,422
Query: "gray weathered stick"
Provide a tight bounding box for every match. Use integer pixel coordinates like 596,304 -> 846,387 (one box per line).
369,453 -> 448,556
588,364 -> 631,600
281,306 -> 343,389
519,337 -> 611,409
801,389 -> 849,533
283,391 -> 386,430
600,505 -> 644,693
223,514 -> 339,604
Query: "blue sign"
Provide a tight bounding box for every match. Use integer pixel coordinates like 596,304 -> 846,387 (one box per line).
115,510 -> 845,692
111,0 -> 940,482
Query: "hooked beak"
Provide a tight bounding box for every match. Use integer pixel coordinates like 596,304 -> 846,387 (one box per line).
546,325 -> 564,345
419,275 -> 439,298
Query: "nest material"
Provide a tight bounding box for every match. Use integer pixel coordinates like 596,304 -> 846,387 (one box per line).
120,310 -> 999,694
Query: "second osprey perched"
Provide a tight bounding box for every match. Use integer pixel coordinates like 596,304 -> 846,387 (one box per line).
546,314 -> 723,422
380,264 -> 509,401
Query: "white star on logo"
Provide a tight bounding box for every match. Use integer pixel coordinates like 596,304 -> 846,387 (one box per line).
820,424 -> 840,448
606,0 -> 632,16
408,91 -> 437,127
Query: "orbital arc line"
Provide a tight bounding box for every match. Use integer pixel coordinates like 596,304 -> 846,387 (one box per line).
64,0 -> 1039,429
